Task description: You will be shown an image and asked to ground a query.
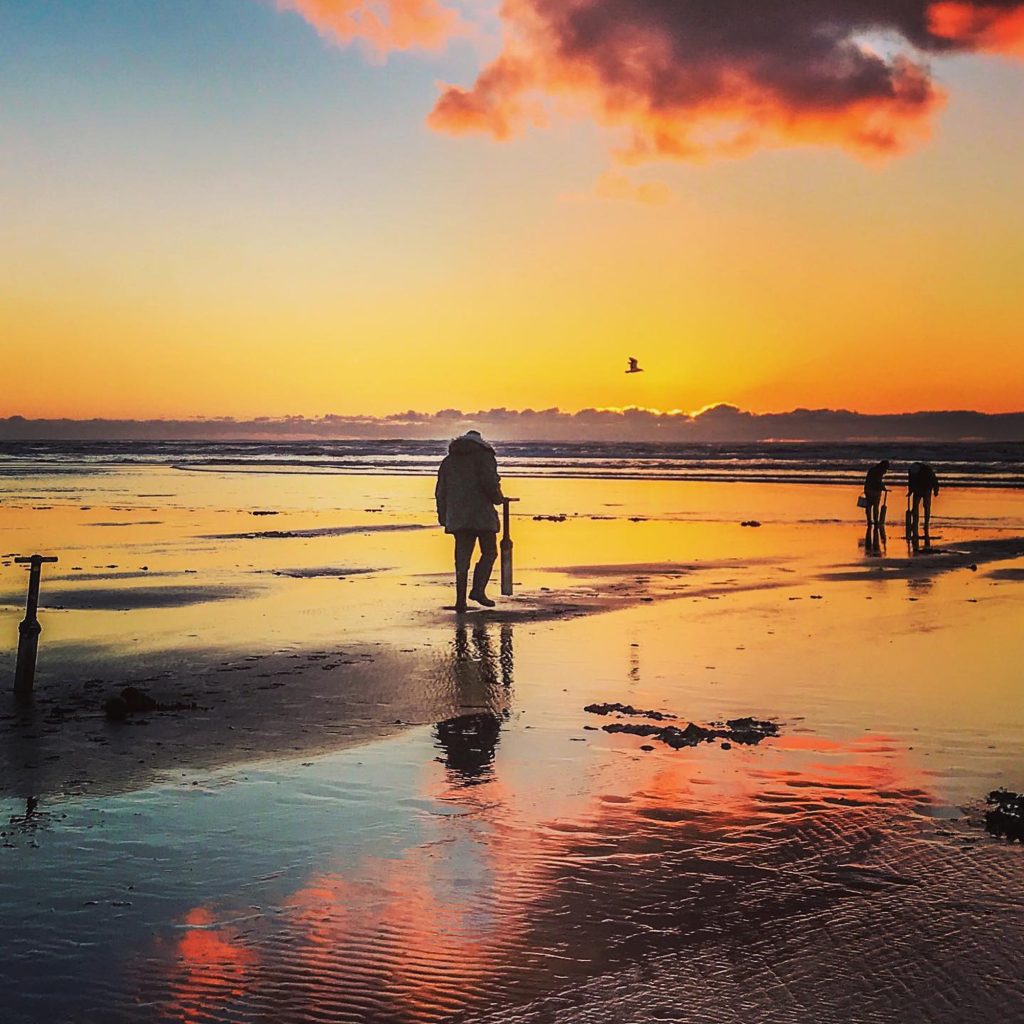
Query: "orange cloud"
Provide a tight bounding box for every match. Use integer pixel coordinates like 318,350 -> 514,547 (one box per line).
267,1 -> 1024,159
428,0 -> 1024,161
274,0 -> 466,57
428,54 -> 542,139
928,2 -> 1024,53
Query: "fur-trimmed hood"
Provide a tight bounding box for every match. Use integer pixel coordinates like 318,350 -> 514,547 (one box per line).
448,431 -> 494,456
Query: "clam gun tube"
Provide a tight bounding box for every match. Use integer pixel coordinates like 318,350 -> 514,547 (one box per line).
14,554 -> 58,694
500,497 -> 520,597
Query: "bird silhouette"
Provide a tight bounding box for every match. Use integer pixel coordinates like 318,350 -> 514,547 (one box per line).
626,357 -> 644,374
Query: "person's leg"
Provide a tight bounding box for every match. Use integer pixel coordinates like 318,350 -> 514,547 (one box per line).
911,494 -> 921,538
871,496 -> 882,527
454,531 -> 476,611
922,492 -> 932,538
470,531 -> 498,605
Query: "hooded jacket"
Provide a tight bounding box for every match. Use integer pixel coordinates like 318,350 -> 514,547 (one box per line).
435,435 -> 504,534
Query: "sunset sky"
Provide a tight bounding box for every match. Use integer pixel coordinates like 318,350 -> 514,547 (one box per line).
2,0 -> 1023,420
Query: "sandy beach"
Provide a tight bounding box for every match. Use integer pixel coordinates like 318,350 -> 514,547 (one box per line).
1,456 -> 1022,1023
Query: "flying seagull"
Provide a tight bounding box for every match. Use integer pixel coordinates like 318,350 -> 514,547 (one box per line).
626,357 -> 644,374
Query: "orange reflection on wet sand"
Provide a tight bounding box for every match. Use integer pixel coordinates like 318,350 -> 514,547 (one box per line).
157,726 -> 939,1022
165,907 -> 258,1024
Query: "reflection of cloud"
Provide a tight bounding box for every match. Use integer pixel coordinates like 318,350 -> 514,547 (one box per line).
154,733 -> 934,1021
167,907 -> 257,1024
4,406 -> 1023,442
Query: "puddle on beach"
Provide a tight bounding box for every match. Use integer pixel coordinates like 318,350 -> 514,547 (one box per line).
1,468 -> 1023,1022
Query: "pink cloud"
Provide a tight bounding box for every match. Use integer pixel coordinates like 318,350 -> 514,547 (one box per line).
274,0 -> 468,58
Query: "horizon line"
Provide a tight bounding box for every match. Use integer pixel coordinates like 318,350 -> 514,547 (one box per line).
1,405 -> 1023,445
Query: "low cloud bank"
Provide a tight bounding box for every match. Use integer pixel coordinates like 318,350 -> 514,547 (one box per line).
2,406 -> 1022,443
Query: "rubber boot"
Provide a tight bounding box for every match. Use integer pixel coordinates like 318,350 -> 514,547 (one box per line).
469,561 -> 495,607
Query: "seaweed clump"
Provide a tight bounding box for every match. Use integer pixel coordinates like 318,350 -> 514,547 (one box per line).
595,715 -> 779,751
985,790 -> 1024,843
584,702 -> 676,722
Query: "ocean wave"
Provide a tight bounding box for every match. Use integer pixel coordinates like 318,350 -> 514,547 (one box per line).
0,440 -> 1020,488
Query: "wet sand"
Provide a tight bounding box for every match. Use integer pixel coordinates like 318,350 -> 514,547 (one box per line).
1,467 -> 1023,1022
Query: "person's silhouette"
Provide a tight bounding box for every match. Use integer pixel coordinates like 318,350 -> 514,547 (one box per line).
908,462 -> 939,548
862,459 -> 890,527
435,430 -> 505,613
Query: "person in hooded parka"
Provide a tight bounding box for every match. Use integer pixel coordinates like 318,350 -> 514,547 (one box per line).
435,430 -> 506,612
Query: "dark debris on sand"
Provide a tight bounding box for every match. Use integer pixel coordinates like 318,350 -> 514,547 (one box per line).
103,686 -> 200,721
584,702 -> 676,721
586,702 -> 779,750
985,789 -> 1024,843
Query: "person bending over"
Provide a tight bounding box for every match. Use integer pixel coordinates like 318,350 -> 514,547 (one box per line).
863,459 -> 890,526
435,430 -> 505,613
908,461 -> 940,540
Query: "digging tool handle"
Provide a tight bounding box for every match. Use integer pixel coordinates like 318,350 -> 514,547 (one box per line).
500,498 -> 519,597
15,555 -> 58,619
503,497 -> 519,537
14,555 -> 57,694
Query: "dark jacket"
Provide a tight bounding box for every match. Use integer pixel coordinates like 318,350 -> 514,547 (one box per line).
864,462 -> 888,497
435,437 -> 504,534
908,462 -> 939,497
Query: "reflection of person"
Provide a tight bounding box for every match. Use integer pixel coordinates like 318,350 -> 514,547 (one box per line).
453,622 -> 499,687
435,622 -> 512,785
435,430 -> 505,613
499,623 -> 513,688
862,459 -> 890,526
435,713 -> 502,784
864,521 -> 886,557
908,462 -> 939,543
